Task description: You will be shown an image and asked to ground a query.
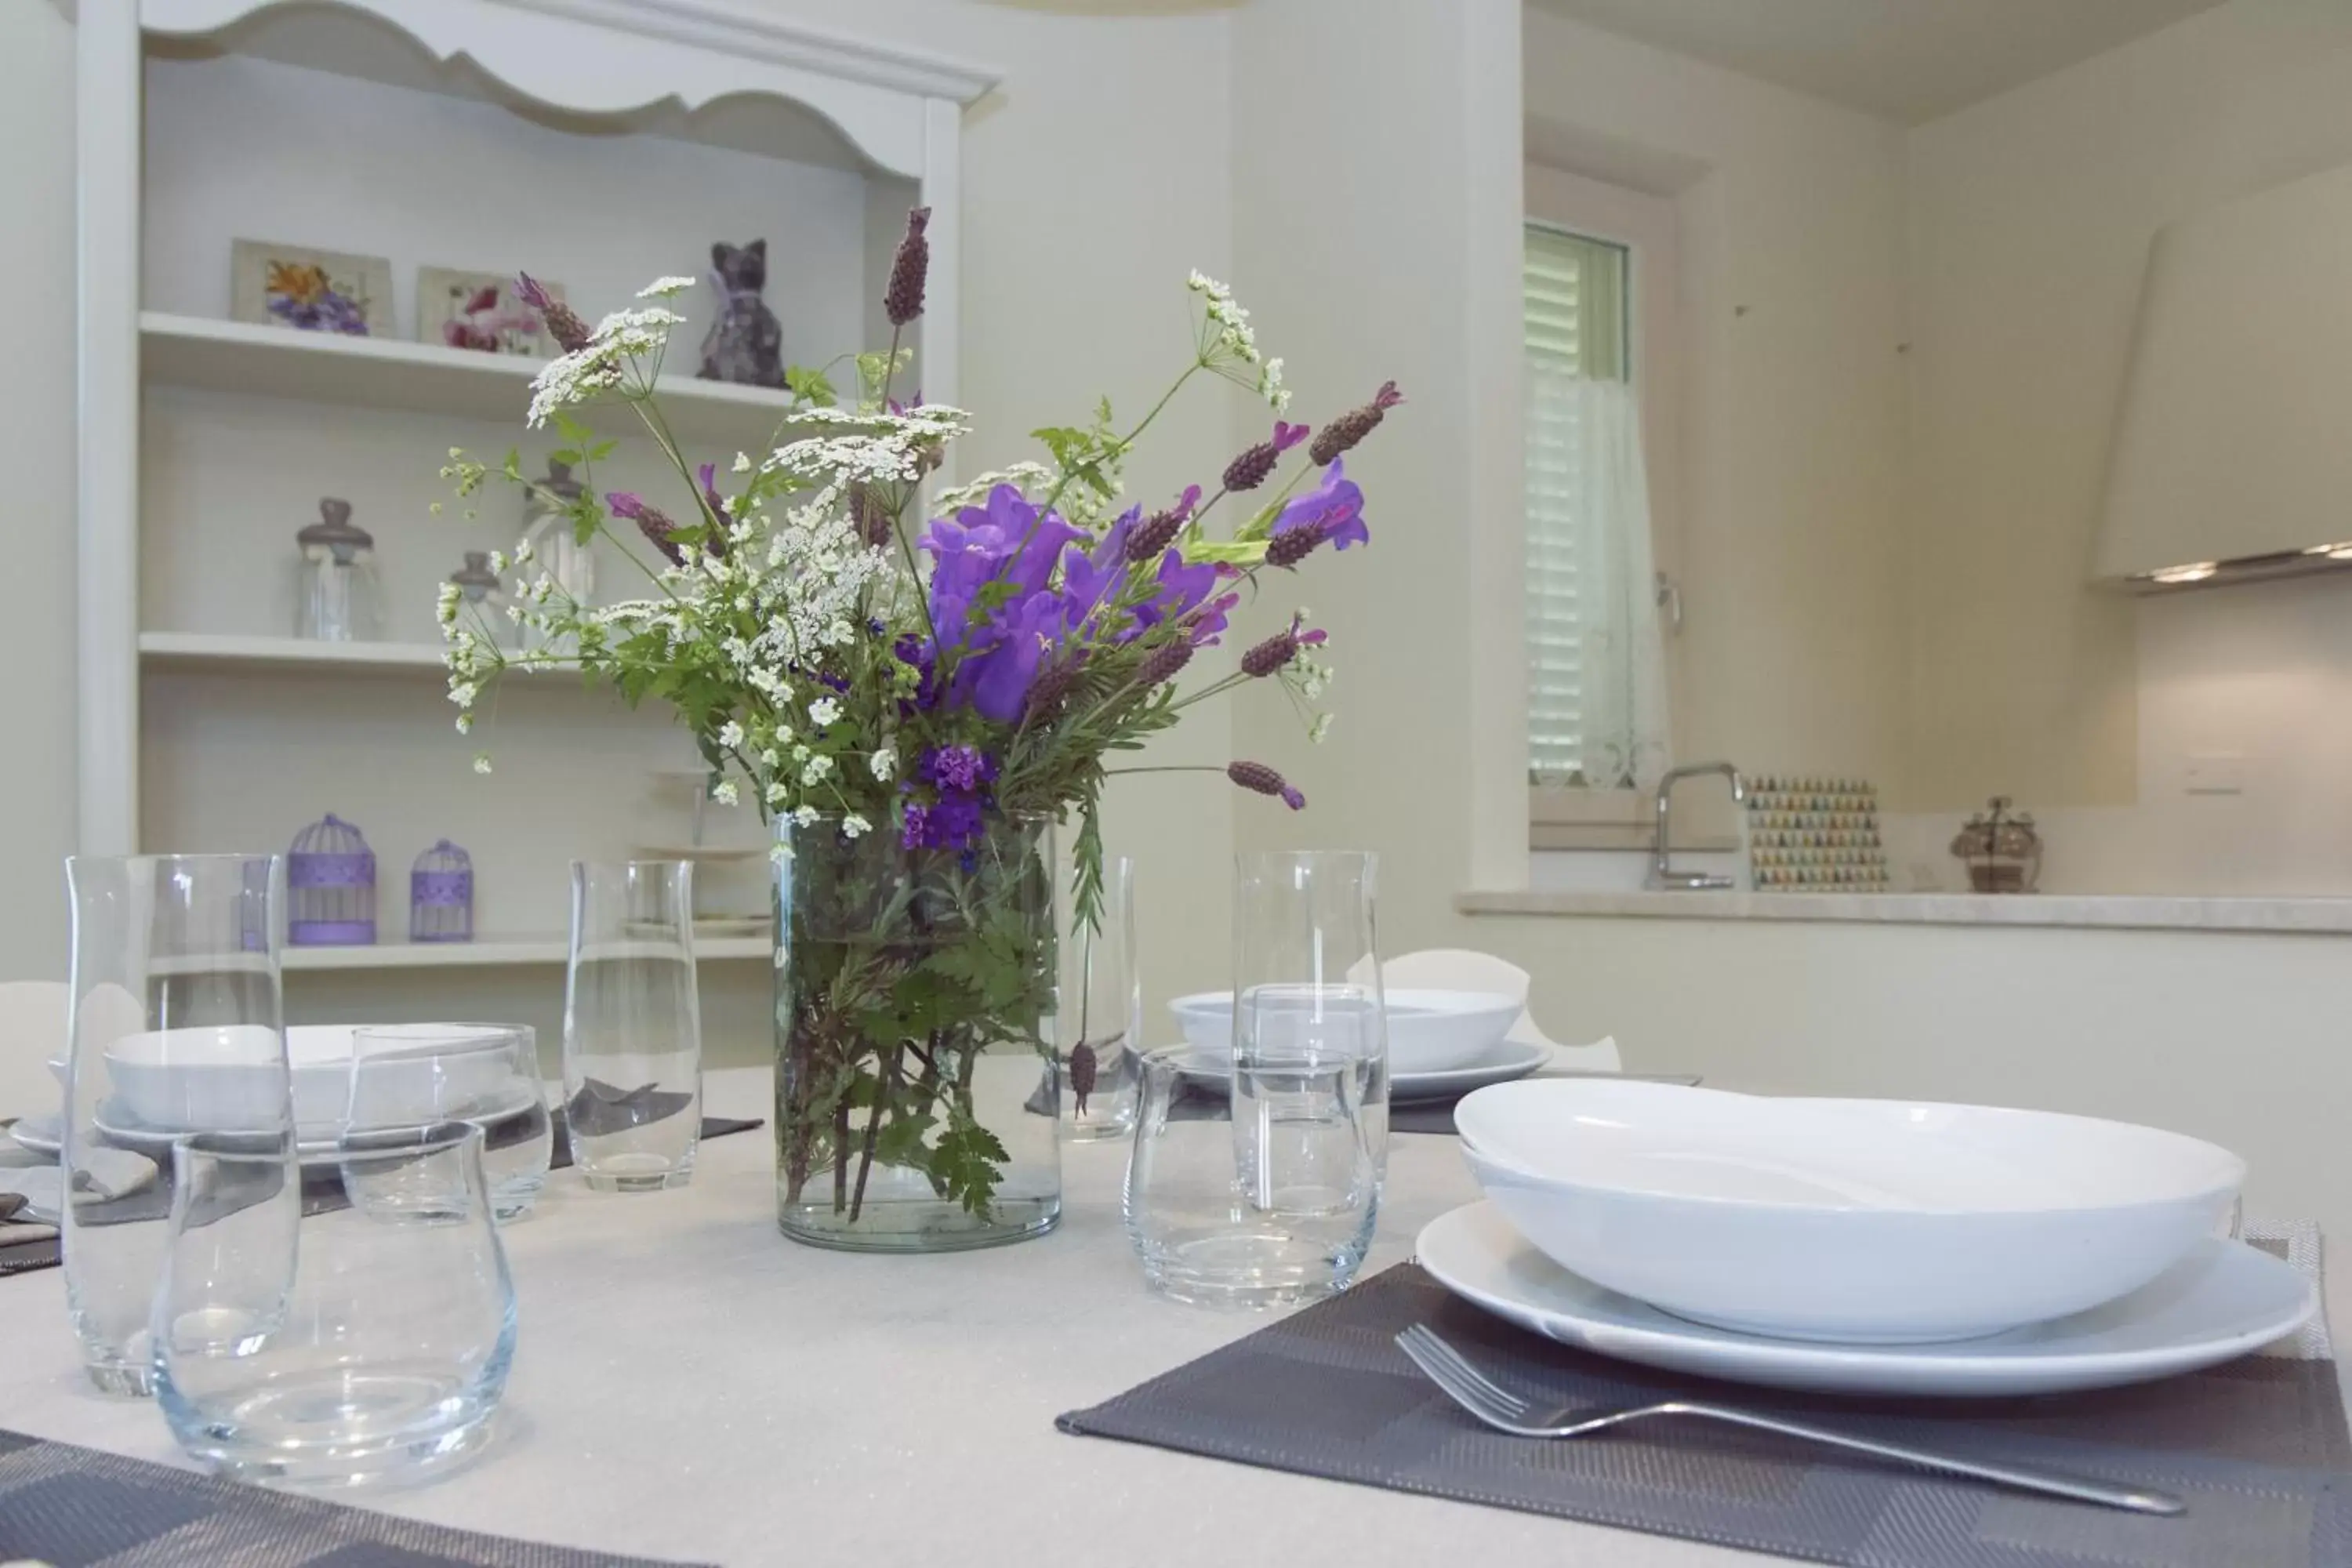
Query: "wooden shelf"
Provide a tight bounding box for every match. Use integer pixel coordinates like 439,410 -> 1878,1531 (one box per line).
140,312 -> 802,452
140,632 -> 449,673
284,935 -> 773,972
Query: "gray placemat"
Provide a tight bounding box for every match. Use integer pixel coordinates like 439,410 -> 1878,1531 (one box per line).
0,1426 -> 707,1566
0,1116 -> 764,1280
1060,1232 -> 2350,1566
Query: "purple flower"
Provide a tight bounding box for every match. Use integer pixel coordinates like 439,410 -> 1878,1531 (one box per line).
919,485 -> 1085,643
1272,419 -> 1311,453
1272,459 -> 1369,553
922,745 -> 996,793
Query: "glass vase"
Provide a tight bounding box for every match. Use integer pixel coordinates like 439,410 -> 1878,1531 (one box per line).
774,813 -> 1061,1251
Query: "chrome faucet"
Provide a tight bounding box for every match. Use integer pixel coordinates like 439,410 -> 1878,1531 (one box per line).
1651,761 -> 1746,890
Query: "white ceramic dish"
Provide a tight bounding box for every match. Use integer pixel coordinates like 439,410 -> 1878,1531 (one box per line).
5,1113 -> 62,1158
1182,1038 -> 1552,1103
1417,1201 -> 2314,1398
94,1023 -> 516,1134
1455,1079 -> 2245,1343
1167,989 -> 1521,1076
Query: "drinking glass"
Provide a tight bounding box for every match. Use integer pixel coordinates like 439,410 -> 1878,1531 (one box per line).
1123,1041 -> 1380,1308
1232,850 -> 1388,1185
1059,855 -> 1141,1141
564,861 -> 701,1191
151,1121 -> 517,1488
347,1025 -> 550,1221
64,852 -> 290,1396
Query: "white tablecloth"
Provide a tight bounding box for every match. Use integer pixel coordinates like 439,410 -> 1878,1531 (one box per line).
0,1067 -> 2318,1568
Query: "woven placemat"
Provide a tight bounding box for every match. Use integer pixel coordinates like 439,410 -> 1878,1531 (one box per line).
0,1116 -> 764,1279
0,1426 -> 706,1566
1061,1229 -> 2350,1566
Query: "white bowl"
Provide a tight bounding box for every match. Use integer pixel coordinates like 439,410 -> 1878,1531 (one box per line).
100,1025 -> 291,1131
1455,1080 -> 2245,1344
99,1023 -> 518,1133
1167,988 -> 1521,1076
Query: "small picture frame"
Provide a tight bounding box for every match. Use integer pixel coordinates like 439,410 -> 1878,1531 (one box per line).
230,240 -> 393,337
419,267 -> 561,357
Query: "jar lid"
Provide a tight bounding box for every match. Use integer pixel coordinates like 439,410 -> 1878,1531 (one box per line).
535,459 -> 583,502
296,498 -> 374,559
449,550 -> 501,592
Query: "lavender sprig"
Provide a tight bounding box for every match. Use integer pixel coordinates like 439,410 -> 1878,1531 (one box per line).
1228,759 -> 1306,810
1308,382 -> 1403,466
885,208 -> 932,327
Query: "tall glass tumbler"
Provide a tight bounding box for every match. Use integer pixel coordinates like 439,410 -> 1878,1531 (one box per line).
152,1122 -> 517,1487
1232,851 -> 1388,1206
64,853 -> 291,1396
564,861 -> 702,1192
347,1025 -> 550,1221
1059,856 -> 1142,1142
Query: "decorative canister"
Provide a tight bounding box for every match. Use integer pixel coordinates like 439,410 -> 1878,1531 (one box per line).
288,813 -> 377,945
410,840 -> 474,943
447,552 -> 510,648
295,499 -> 380,642
1950,796 -> 2042,893
518,459 -> 591,652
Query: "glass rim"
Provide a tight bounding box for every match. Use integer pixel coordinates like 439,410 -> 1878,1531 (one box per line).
350,1022 -> 534,1053
570,858 -> 695,875
1235,849 -> 1378,868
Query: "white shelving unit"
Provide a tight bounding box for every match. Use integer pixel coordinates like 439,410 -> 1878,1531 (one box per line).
74,0 -> 997,1016
282,935 -> 772,971
139,631 -> 449,672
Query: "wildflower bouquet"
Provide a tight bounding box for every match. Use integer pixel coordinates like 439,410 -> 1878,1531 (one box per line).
439,211 -> 1399,1247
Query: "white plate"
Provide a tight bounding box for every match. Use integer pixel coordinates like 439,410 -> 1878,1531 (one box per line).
1168,989 -> 1523,1076
1417,1201 -> 2315,1398
6,1113 -> 61,1158
1181,1038 -> 1551,1102
1456,1080 -> 2242,1342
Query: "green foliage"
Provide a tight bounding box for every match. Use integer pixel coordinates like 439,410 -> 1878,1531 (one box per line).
786,365 -> 838,408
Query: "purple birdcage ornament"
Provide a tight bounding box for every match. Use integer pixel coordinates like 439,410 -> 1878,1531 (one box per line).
287,812 -> 376,946
410,839 -> 474,943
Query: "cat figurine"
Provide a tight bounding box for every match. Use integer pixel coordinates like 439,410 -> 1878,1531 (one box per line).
698,239 -> 786,389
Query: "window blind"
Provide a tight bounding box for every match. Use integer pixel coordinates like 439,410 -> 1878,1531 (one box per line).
1524,225 -> 1629,786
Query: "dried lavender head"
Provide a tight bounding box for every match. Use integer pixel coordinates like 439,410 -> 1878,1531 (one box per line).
1308,380 -> 1404,466
1023,660 -> 1080,724
1221,441 -> 1279,493
1227,760 -> 1307,810
1137,639 -> 1194,687
1241,627 -> 1300,678
884,207 -> 932,327
517,273 -> 591,354
606,492 -> 685,568
1265,524 -> 1327,569
1068,1042 -> 1098,1116
1121,485 -> 1202,566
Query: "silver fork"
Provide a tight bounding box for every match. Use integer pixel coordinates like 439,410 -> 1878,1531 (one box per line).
1394,1324 -> 2184,1516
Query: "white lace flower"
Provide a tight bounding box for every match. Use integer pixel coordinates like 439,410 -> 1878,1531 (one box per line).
841,813 -> 871,839
732,451 -> 753,474
808,696 -> 840,728
1258,357 -> 1290,412
710,780 -> 739,808
792,804 -> 819,828
717,720 -> 745,750
473,753 -> 494,775
1309,713 -> 1334,744
637,276 -> 697,299
868,746 -> 896,780
800,754 -> 834,786
765,780 -> 788,805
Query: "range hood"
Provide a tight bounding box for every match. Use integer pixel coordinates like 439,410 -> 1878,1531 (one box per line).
2097,159 -> 2352,592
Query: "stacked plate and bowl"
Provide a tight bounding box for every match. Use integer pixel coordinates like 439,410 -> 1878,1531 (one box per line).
1435,1079 -> 2314,1396
1167,988 -> 1540,1098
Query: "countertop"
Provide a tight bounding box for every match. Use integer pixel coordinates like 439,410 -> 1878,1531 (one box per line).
1458,887 -> 2352,935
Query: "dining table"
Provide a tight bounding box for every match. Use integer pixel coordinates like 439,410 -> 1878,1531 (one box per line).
0,1062 -> 2340,1567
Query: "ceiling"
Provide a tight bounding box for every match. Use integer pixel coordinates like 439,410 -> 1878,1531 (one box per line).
1525,0 -> 2229,125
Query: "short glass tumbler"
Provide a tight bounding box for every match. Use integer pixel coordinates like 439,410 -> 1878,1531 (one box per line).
1123,1042 -> 1380,1309
151,1122 -> 517,1488
347,1025 -> 550,1221
64,851 -> 291,1396
1059,855 -> 1141,1142
564,861 -> 702,1192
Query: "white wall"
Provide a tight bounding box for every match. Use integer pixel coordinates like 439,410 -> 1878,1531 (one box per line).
1904,0 -> 2352,819
1523,6 -> 1911,800
0,0 -> 78,982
